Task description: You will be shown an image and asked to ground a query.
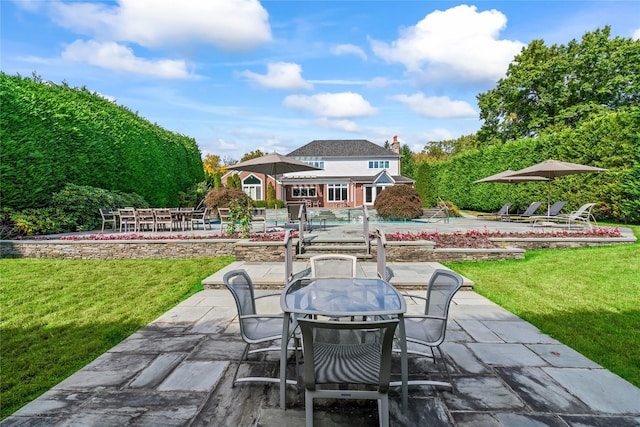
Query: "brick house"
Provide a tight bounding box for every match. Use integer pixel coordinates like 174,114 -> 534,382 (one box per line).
224,137 -> 414,207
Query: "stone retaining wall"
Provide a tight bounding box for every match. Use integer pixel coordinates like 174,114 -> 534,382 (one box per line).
1,235 -> 632,261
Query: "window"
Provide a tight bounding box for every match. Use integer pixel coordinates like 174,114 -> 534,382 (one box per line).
327,183 -> 348,201
368,160 -> 390,169
242,175 -> 262,200
292,187 -> 317,198
305,161 -> 324,168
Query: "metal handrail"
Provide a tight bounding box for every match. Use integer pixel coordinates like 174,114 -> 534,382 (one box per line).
362,205 -> 370,254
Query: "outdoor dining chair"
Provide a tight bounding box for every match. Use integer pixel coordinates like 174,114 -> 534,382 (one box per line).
99,208 -> 117,233
136,208 -> 156,232
190,208 -> 210,230
223,269 -> 297,387
153,208 -> 173,232
118,208 -> 137,233
309,254 -> 358,278
297,318 -> 398,427
399,269 -> 463,391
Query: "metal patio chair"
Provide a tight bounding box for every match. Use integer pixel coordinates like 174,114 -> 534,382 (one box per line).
223,269 -> 296,387
297,318 -> 398,427
309,254 -> 357,278
399,269 -> 463,391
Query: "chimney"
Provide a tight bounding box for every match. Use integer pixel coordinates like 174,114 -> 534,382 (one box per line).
391,135 -> 400,154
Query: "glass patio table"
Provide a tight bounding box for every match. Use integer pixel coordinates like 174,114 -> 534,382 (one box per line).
279,277 -> 408,410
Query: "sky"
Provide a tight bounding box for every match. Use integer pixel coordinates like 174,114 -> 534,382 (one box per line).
2,0 -> 639,162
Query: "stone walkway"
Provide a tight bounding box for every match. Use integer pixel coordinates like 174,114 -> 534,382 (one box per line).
4,262 -> 640,426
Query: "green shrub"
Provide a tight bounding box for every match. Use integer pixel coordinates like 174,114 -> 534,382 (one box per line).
0,209 -> 18,239
52,183 -> 148,232
10,208 -> 75,236
374,186 -> 423,220
178,181 -> 211,208
204,187 -> 252,214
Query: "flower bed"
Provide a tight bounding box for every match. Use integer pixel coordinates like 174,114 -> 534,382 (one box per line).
381,227 -> 621,248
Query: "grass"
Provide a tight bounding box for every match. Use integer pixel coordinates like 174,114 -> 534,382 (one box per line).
0,257 -> 234,419
445,223 -> 640,387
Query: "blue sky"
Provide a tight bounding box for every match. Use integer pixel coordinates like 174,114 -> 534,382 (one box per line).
2,1 -> 638,162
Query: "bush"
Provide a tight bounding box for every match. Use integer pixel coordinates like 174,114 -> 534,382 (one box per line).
52,183 -> 148,232
178,181 -> 212,208
374,186 -> 423,220
10,208 -> 75,236
204,187 -> 253,214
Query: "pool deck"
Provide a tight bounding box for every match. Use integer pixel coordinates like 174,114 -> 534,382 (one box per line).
4,217 -> 639,426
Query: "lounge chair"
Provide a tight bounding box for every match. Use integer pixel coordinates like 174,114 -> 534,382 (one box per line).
477,202 -> 511,220
528,201 -> 567,223
532,202 -> 597,229
501,201 -> 542,222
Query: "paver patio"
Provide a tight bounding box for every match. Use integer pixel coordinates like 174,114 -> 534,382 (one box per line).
5,262 -> 640,426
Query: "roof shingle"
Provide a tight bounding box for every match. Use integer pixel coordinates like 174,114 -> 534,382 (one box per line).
287,139 -> 398,158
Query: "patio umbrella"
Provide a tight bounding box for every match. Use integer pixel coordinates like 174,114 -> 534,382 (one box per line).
508,159 -> 607,216
230,152 -> 322,225
474,169 -> 549,207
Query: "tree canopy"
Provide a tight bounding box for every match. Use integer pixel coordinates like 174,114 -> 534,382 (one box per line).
477,27 -> 640,144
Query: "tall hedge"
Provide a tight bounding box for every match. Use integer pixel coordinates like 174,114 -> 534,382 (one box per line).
0,73 -> 204,209
416,108 -> 639,222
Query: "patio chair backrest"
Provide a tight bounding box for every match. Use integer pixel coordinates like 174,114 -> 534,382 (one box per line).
548,201 -> 567,216
570,203 -> 597,219
497,203 -> 512,215
424,269 -> 463,322
223,269 -> 257,318
297,318 -> 398,392
520,202 -> 542,216
310,254 -> 357,278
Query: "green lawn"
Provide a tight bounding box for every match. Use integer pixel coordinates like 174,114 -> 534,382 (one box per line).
0,257 -> 234,419
445,224 -> 640,387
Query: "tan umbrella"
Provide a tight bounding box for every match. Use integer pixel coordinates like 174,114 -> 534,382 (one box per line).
474,169 -> 549,205
508,159 -> 607,216
231,152 -> 322,225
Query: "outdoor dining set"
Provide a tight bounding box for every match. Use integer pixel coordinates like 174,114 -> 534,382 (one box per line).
223,249 -> 463,427
99,207 -> 211,233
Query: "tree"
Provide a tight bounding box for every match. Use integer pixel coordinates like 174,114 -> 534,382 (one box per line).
240,149 -> 265,162
399,144 -> 417,179
477,27 -> 640,144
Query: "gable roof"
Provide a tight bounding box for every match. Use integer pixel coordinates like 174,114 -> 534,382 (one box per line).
287,139 -> 398,158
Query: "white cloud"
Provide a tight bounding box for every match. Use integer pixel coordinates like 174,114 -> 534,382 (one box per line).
331,44 -> 367,60
370,4 -> 524,82
418,129 -> 454,142
50,0 -> 272,51
283,92 -> 378,118
313,118 -> 361,132
391,93 -> 476,118
633,28 -> 640,40
240,62 -> 313,90
62,40 -> 190,79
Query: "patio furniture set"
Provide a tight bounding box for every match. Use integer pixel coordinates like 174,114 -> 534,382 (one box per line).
477,201 -> 598,229
223,248 -> 463,427
99,207 -> 211,233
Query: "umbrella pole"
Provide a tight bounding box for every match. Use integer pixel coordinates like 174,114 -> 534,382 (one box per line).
547,180 -> 551,216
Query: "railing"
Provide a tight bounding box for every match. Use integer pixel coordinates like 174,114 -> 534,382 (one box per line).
375,228 -> 393,281
362,205 -> 370,255
297,203 -> 307,254
284,229 -> 293,283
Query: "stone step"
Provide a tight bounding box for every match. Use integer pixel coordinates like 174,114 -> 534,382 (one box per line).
297,252 -> 373,260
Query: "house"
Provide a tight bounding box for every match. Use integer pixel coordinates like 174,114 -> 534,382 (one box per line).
224,136 -> 414,207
